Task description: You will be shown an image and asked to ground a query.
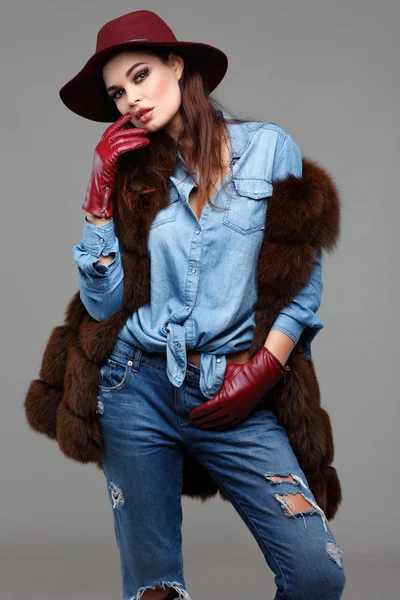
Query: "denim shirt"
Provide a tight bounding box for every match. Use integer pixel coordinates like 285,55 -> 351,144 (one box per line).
72,111 -> 324,398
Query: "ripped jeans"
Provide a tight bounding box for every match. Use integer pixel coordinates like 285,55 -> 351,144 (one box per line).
96,338 -> 346,600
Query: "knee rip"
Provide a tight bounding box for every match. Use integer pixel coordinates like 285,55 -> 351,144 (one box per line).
129,582 -> 192,600
265,473 -> 329,533
265,473 -> 344,566
108,481 -> 125,509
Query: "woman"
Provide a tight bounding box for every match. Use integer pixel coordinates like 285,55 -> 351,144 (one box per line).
26,9 -> 346,600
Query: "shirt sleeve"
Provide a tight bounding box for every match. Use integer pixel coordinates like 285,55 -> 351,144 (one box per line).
270,250 -> 324,359
269,134 -> 324,359
71,216 -> 124,321
272,133 -> 303,180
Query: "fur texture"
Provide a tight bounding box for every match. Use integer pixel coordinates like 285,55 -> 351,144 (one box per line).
24,156 -> 342,520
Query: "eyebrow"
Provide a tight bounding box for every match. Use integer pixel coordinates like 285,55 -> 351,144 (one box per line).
106,62 -> 148,92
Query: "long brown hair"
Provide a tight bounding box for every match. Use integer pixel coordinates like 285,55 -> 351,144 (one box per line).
114,48 -> 259,220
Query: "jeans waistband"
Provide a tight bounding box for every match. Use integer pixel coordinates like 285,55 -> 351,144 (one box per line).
110,338 -> 201,374
110,338 -> 253,373
111,338 -> 144,361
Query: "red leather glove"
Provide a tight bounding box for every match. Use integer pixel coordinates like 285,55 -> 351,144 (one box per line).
189,346 -> 290,431
82,112 -> 150,218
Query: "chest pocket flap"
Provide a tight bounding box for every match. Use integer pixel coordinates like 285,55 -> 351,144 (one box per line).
150,186 -> 181,229
223,177 -> 272,234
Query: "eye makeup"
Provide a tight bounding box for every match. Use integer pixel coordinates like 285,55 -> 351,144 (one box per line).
109,67 -> 150,100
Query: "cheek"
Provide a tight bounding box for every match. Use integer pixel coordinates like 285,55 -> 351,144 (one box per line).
152,74 -> 180,103
152,77 -> 170,98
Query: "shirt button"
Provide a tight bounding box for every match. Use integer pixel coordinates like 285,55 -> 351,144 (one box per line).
216,358 -> 221,363
185,305 -> 190,310
99,238 -> 104,243
176,343 -> 181,348
253,190 -> 258,195
195,230 -> 200,235
191,268 -> 197,273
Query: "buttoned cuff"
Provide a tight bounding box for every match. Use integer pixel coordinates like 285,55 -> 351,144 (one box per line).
83,217 -> 117,252
82,217 -> 119,273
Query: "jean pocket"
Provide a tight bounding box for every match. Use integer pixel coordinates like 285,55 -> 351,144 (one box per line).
222,178 -> 271,235
99,355 -> 132,392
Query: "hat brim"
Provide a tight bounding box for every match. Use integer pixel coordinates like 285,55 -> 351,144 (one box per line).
59,40 -> 228,122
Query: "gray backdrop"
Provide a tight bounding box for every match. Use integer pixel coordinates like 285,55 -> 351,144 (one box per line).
1,0 -> 398,598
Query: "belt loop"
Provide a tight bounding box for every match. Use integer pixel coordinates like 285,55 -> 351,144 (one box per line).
131,348 -> 143,372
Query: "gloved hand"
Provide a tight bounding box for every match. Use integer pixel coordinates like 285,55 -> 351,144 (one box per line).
189,346 -> 291,431
82,112 -> 150,218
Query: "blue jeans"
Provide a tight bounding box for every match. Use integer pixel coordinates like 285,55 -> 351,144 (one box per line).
96,338 -> 346,600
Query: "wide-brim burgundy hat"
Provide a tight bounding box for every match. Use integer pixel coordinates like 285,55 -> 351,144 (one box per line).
59,10 -> 228,123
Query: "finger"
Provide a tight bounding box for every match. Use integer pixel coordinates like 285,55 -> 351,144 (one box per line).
190,403 -> 222,421
111,139 -> 151,154
109,132 -> 150,147
195,419 -> 223,429
198,414 -> 235,429
109,134 -> 150,148
191,408 -> 226,427
213,419 -> 241,431
189,396 -> 223,418
203,415 -> 242,431
108,128 -> 149,142
197,416 -> 235,430
102,112 -> 133,139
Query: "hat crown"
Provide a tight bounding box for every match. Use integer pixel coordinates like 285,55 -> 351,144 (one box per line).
96,10 -> 177,52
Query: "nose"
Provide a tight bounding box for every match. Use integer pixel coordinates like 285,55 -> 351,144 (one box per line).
128,98 -> 142,110
126,88 -> 142,109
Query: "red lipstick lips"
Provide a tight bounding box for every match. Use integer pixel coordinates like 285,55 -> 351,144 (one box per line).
136,106 -> 153,119
139,109 -> 154,123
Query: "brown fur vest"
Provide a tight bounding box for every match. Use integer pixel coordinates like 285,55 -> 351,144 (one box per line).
24,156 -> 342,520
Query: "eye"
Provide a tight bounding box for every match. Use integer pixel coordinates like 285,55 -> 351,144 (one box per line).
134,67 -> 149,83
110,67 -> 150,101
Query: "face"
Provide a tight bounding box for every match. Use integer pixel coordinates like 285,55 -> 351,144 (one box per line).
102,50 -> 185,140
